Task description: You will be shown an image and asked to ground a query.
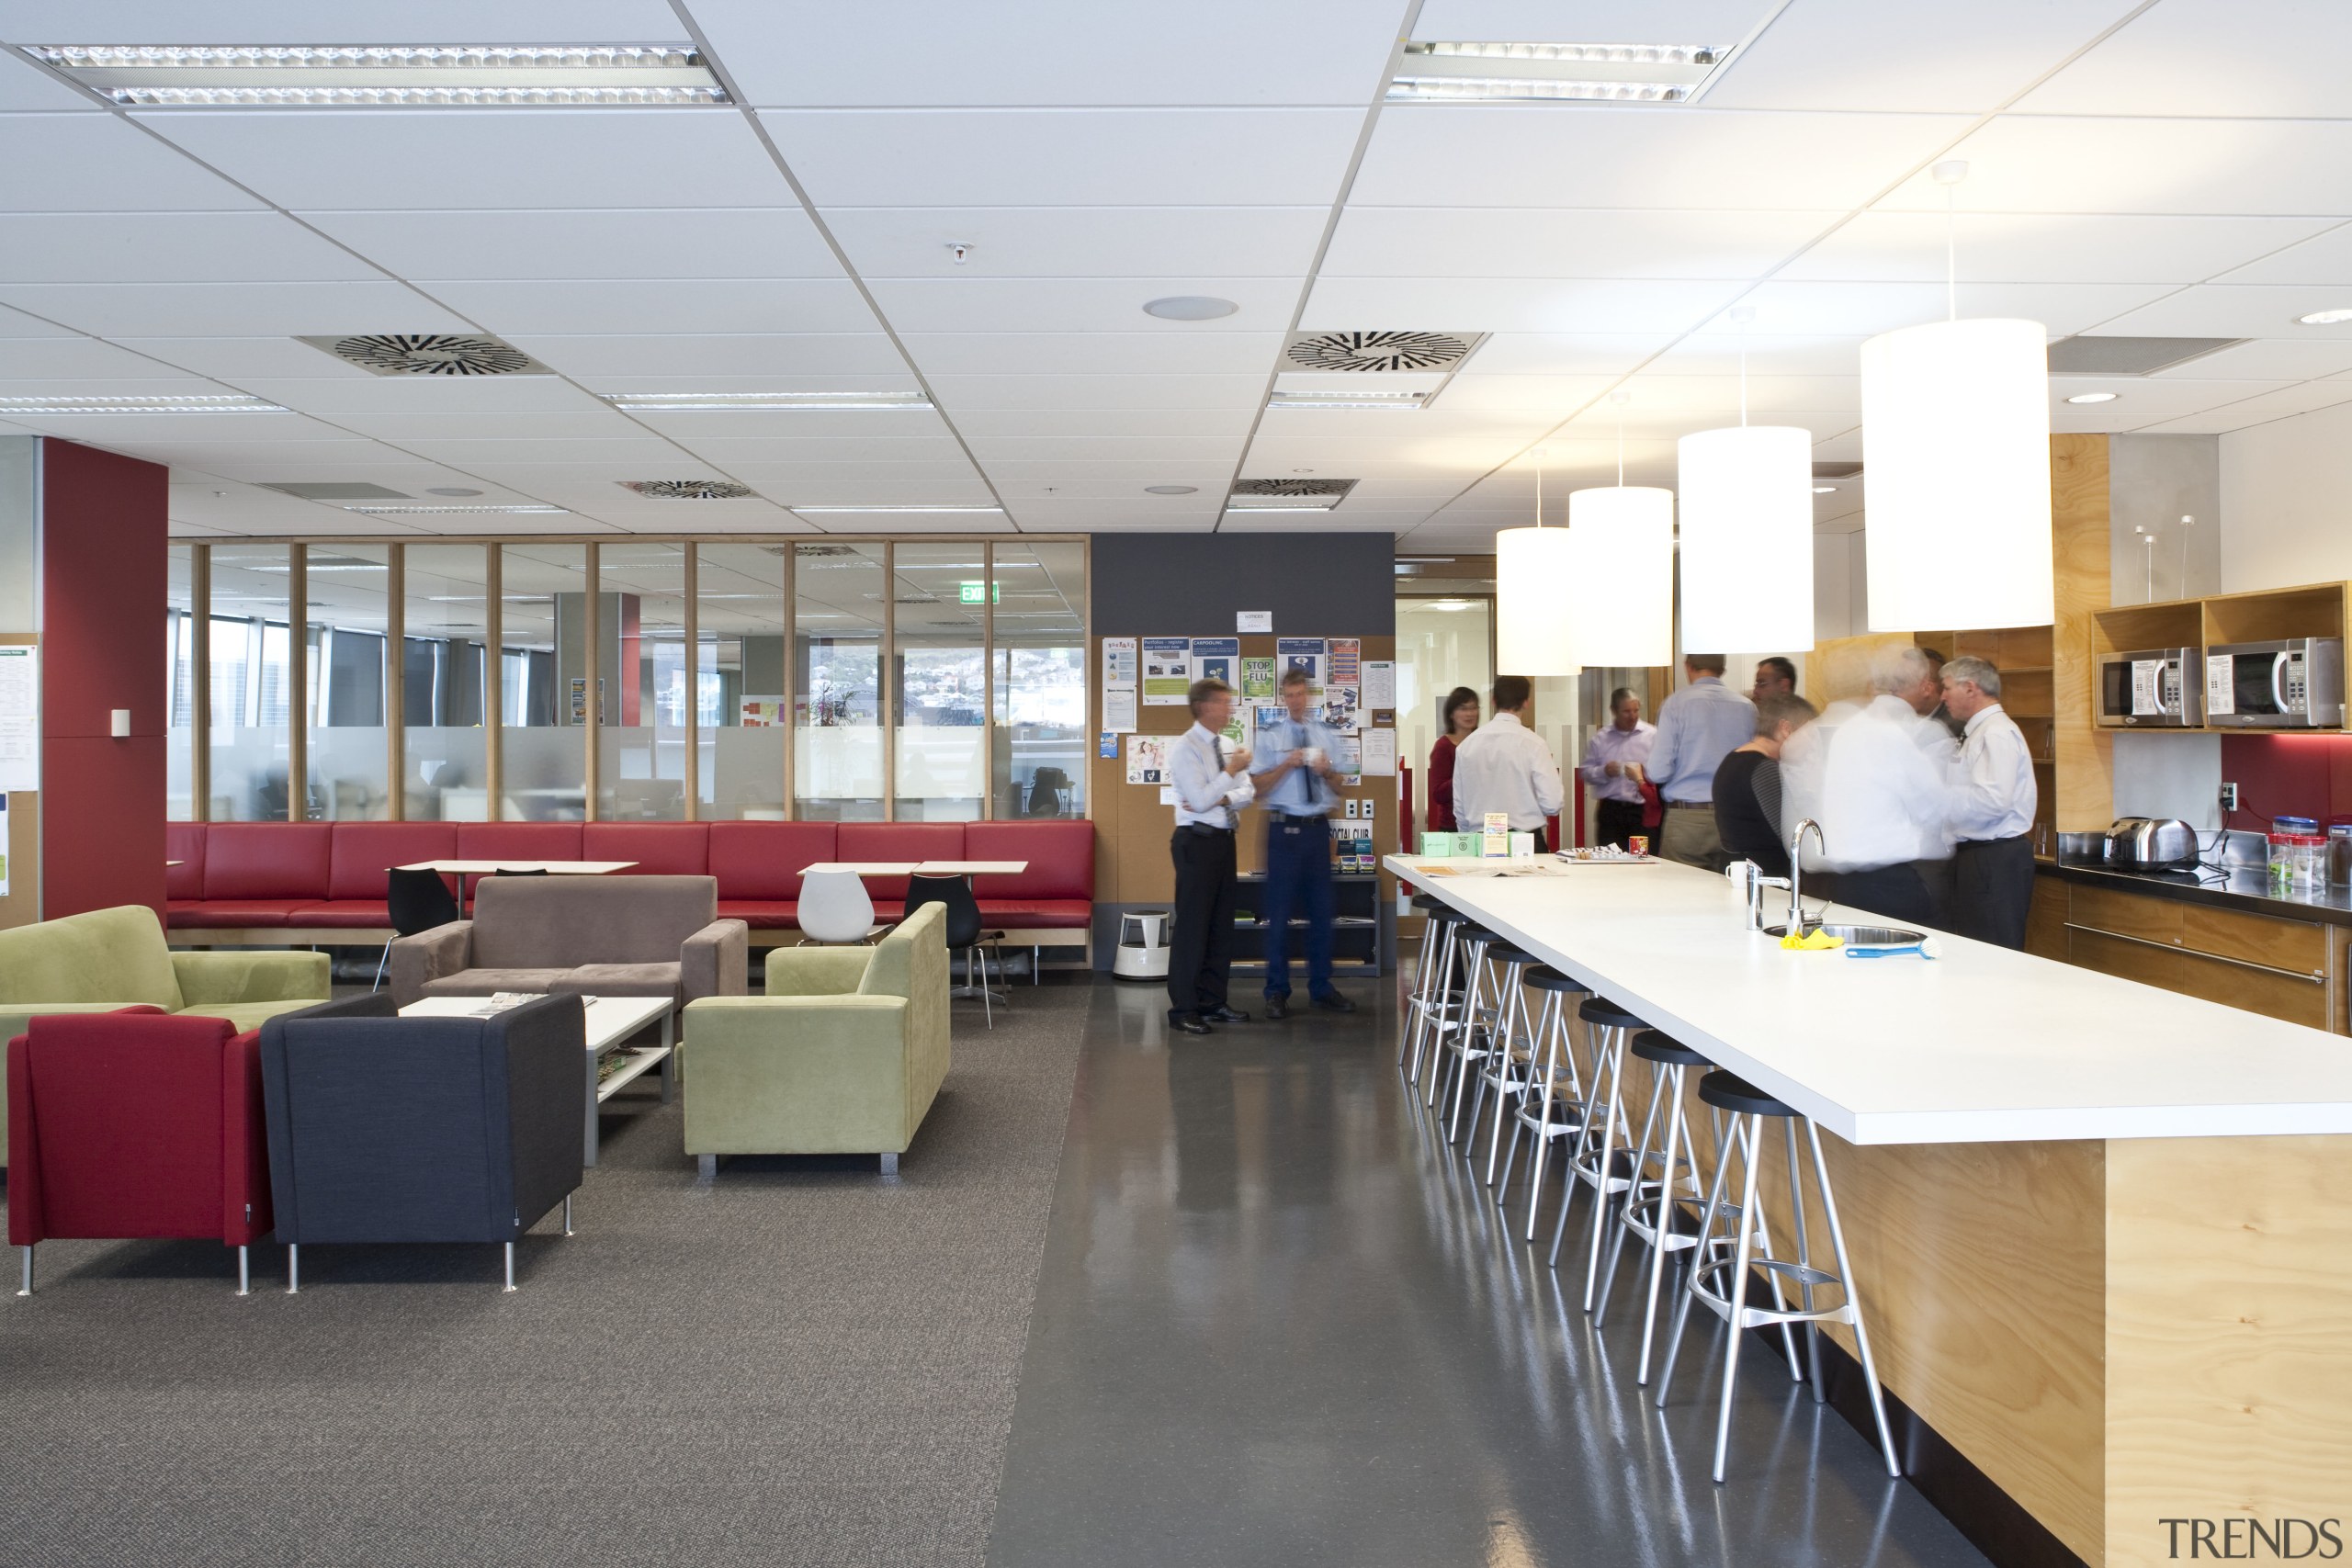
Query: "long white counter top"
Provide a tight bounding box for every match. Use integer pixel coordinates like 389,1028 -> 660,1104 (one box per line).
1389,853 -> 2352,1145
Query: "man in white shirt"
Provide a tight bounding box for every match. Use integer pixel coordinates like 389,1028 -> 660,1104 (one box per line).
1165,678 -> 1254,1036
1791,645 -> 1958,928
1451,674 -> 1566,851
1940,656 -> 2039,949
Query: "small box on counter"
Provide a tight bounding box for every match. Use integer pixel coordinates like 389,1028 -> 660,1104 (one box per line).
1418,830 -> 1477,857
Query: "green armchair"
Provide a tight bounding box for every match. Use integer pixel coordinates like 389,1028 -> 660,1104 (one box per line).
683,902 -> 950,1179
0,905 -> 330,1164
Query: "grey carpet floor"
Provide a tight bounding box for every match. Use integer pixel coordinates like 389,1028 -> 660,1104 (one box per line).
0,983 -> 1091,1568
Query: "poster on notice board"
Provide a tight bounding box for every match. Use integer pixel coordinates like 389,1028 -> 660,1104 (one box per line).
1276,637 -> 1325,691
1140,638 -> 1192,705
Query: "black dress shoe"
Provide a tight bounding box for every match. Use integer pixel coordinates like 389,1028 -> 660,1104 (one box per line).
1205,1005 -> 1250,1023
1310,990 -> 1359,1013
1263,995 -> 1289,1020
1170,1013 -> 1215,1036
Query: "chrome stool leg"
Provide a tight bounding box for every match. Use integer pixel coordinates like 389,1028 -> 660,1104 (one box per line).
1444,934 -> 1500,1143
1476,954 -> 1536,1184
1399,906 -> 1446,1073
1514,978 -> 1589,1239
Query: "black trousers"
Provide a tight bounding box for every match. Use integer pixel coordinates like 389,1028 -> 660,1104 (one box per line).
1820,860 -> 1949,930
1595,800 -> 1644,849
1167,826 -> 1238,1019
1951,835 -> 2036,950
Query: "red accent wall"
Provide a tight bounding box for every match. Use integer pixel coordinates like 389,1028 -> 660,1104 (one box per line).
40,439 -> 168,919
2217,733 -> 2352,826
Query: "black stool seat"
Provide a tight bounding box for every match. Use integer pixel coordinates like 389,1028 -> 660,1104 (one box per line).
1487,945 -> 1539,968
1525,966 -> 1584,994
1579,996 -> 1647,1031
1411,894 -> 1446,911
1453,925 -> 1499,946
1698,1070 -> 1796,1118
1632,1030 -> 1712,1068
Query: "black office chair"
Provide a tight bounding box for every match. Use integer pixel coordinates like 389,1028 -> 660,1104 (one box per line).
376,868 -> 461,991
904,873 -> 1008,1029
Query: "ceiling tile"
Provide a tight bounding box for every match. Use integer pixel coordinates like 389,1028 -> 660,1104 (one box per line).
1735,278 -> 2176,338
924,373 -> 1267,411
666,435 -> 973,464
107,335 -> 377,378
2090,285 -> 2352,340
1302,276 -> 1747,334
898,332 -> 1285,376
0,336 -> 209,378
0,48 -> 95,110
1702,0 -> 2143,113
820,207 -> 1329,280
135,108 -> 792,211
694,0 -> 1398,107
1782,211 -> 2337,286
2136,382 -> 2352,434
866,276 -> 1298,335
414,277 -> 878,335
231,376 -> 609,413
950,408 -> 1255,440
1323,207 -> 1832,280
0,2 -> 692,42
0,211 -> 384,285
1410,2 -> 1770,39
1464,333 -> 1676,375
2212,223 -> 2352,287
0,113 -> 260,212
1875,116 -> 2352,217
759,108 -> 1365,206
0,280 -> 471,337
390,435 -> 696,466
303,208 -> 844,280
506,333 -> 911,378
1351,107 -> 1973,210
2013,0 -> 2352,118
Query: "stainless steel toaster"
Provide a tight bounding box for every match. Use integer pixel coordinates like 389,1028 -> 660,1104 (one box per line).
2105,817 -> 2200,872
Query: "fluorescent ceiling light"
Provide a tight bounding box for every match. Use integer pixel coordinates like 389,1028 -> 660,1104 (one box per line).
29,44 -> 727,107
789,505 -> 1005,514
345,503 -> 570,515
1267,389 -> 1425,411
605,391 -> 932,412
0,393 -> 286,414
1390,39 -> 1724,104
2064,391 -> 2119,404
1224,502 -> 1335,513
2296,308 -> 2352,326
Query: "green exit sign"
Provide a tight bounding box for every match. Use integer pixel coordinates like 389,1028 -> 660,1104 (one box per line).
959,581 -> 999,604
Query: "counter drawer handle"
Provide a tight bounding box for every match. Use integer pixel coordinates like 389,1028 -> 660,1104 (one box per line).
2063,922 -> 2325,984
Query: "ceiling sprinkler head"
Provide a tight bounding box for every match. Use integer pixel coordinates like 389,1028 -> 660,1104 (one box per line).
949,242 -> 972,265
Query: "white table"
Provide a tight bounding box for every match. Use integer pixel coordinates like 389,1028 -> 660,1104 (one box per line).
400,993 -> 673,1167
398,858 -> 638,906
797,860 -> 1031,877
1388,852 -> 2352,1144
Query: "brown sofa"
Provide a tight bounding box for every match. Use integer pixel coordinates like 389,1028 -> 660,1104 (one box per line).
387,874 -> 747,1009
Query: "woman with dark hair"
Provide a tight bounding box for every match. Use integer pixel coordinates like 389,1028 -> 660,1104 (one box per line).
1426,685 -> 1481,832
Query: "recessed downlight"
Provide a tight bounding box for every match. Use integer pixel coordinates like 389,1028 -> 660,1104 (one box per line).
2065,391 -> 2120,404
2297,309 -> 2352,326
426,487 -> 483,496
1144,485 -> 1199,495
1812,485 -> 1839,494
1143,296 -> 1238,321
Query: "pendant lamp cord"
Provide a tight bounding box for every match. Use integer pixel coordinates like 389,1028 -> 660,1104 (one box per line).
1535,457 -> 1543,528
1945,178 -> 1958,322
1615,404 -> 1625,488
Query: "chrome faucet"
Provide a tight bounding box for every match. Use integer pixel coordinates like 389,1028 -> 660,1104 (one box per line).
1789,818 -> 1825,934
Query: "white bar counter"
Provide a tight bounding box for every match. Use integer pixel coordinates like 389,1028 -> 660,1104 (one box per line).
1389,853 -> 2352,1145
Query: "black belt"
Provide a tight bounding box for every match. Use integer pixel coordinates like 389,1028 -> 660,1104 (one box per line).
1665,799 -> 1712,809
1181,822 -> 1233,837
1268,811 -> 1329,824
1957,835 -> 2029,846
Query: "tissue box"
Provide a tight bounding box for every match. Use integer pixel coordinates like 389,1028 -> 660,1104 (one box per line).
1419,830 -> 1475,857
1510,831 -> 1535,859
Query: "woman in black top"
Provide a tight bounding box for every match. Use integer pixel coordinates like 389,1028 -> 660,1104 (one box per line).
1712,693 -> 1816,877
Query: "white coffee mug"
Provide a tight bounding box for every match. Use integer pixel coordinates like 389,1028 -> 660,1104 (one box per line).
1302,746 -> 1324,766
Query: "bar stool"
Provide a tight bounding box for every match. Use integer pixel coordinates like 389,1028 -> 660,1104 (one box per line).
1465,942 -> 1542,1174
1430,925 -> 1502,1122
1655,1070 -> 1901,1483
1547,994 -> 1645,1311
1399,897 -> 1462,1084
1494,965 -> 1591,1234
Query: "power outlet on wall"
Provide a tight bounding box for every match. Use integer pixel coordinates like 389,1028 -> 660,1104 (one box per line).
2221,782 -> 2240,812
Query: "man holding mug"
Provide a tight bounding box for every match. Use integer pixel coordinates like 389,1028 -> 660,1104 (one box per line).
1249,669 -> 1356,1018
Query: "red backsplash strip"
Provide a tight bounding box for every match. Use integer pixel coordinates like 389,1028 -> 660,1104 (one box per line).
2218,733 -> 2352,826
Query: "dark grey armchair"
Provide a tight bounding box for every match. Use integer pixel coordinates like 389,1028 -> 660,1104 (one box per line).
258,992 -> 585,1292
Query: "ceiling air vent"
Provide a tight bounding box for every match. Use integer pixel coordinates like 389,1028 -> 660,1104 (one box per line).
617,479 -> 755,501
1228,478 -> 1358,512
1283,331 -> 1485,373
300,333 -> 548,377
2045,335 -> 2242,376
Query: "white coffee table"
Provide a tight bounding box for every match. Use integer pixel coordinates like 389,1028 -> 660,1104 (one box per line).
400,993 -> 674,1167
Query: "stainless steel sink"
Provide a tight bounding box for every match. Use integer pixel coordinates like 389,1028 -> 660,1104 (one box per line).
1762,923 -> 1926,946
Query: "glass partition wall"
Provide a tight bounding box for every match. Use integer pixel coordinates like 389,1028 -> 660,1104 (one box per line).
175,537 -> 1085,823
166,543 -> 197,820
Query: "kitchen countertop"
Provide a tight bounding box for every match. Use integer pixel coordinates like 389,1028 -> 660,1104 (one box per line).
1391,852 -> 2352,1145
2039,856 -> 2352,926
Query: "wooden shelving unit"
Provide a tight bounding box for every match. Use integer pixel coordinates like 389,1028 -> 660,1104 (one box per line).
2089,581 -> 2351,733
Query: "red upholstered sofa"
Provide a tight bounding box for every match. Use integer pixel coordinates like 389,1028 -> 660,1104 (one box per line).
164,818 -> 1095,957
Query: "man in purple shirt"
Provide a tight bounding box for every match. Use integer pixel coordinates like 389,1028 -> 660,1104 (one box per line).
1577,687 -> 1654,849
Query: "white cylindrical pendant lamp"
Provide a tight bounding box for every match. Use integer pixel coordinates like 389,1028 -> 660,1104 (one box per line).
1676,424 -> 1815,653
1566,486 -> 1676,667
1860,317 -> 2053,631
1495,525 -> 1578,675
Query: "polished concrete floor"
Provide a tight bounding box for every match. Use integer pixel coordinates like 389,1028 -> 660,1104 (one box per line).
986,976 -> 1993,1568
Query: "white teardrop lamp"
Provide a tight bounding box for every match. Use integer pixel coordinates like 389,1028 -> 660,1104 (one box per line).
1677,308 -> 1815,652
1861,161 -> 2053,631
1496,451 -> 1578,675
1567,484 -> 1676,667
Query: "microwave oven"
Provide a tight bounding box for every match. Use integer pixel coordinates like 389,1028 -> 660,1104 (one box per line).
2205,638 -> 2346,728
2096,647 -> 2200,728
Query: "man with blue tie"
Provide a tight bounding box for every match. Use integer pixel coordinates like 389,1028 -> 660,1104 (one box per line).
1249,669 -> 1357,1020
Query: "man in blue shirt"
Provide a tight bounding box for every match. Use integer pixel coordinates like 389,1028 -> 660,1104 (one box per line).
1249,670 -> 1356,1019
1643,653 -> 1758,872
